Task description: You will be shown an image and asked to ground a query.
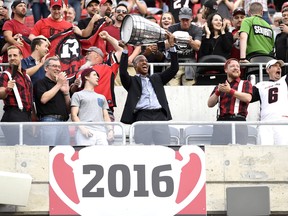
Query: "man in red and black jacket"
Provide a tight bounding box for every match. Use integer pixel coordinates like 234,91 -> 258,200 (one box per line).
208,58 -> 252,145
0,45 -> 34,145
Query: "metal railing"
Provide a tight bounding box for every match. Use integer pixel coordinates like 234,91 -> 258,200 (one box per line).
0,122 -> 126,146
148,62 -> 288,82
1,120 -> 288,146
129,121 -> 288,145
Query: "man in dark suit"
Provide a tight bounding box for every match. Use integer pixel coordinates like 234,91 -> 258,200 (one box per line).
119,32 -> 178,145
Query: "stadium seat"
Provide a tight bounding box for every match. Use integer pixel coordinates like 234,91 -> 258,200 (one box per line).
169,126 -> 182,145
247,125 -> 258,145
245,54 -> 275,82
184,125 -> 213,145
194,55 -> 227,85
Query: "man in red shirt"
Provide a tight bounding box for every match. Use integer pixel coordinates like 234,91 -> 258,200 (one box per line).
70,31 -> 122,121
0,45 -> 34,145
208,58 -> 252,144
2,0 -> 31,50
29,0 -> 80,40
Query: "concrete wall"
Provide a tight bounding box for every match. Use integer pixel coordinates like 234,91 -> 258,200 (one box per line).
113,86 -> 260,123
0,145 -> 287,215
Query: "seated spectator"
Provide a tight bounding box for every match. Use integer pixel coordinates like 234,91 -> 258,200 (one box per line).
198,12 -> 233,60
239,2 -> 274,63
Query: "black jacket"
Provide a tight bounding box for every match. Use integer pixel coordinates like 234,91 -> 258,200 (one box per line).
119,51 -> 179,124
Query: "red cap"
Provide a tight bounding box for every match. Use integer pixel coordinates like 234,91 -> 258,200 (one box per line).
50,0 -> 62,7
282,2 -> 288,12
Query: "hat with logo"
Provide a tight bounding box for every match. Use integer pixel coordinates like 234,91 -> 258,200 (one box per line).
203,0 -> 218,11
178,7 -> 192,20
85,46 -> 104,58
266,59 -> 284,70
50,0 -> 63,7
233,7 -> 245,16
81,67 -> 100,88
85,0 -> 99,8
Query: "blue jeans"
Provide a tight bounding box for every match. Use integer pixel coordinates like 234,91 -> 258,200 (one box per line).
32,3 -> 50,24
68,0 -> 81,22
40,116 -> 70,146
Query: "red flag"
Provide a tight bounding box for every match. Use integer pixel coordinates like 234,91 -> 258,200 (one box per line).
48,28 -> 85,80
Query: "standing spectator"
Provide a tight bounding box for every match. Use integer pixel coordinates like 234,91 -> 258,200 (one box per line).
101,2 -> 141,86
192,8 -> 206,27
213,0 -> 234,20
71,67 -> 114,145
30,0 -> 50,24
0,45 -> 33,145
198,12 -> 233,59
275,7 -> 288,74
99,0 -> 113,17
201,0 -> 218,19
230,7 -> 246,60
121,0 -> 147,16
0,3 -> 9,54
164,0 -> 195,22
159,12 -> 175,30
71,31 -> 123,121
78,0 -> 100,31
118,32 -> 178,145
65,5 -> 77,24
207,58 -> 252,144
244,0 -> 272,24
29,0 -> 76,40
167,7 -> 202,85
239,2 -> 274,63
21,36 -> 50,85
251,59 -> 288,145
78,0 -> 111,38
34,56 -> 71,145
3,0 -> 31,48
68,0 -> 82,23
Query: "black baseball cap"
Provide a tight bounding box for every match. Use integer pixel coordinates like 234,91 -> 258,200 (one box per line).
233,7 -> 245,16
203,0 -> 218,11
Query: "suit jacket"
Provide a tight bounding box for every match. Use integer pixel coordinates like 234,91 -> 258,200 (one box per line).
120,51 -> 179,124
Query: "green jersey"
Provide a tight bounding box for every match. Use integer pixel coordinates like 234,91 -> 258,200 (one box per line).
240,15 -> 274,56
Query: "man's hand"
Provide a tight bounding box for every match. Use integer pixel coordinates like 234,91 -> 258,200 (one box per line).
166,31 -> 175,47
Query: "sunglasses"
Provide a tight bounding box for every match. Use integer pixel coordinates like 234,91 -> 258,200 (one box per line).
116,9 -> 127,14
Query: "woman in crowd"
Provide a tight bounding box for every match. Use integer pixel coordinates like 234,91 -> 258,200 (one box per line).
198,12 -> 233,59
160,12 -> 175,30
